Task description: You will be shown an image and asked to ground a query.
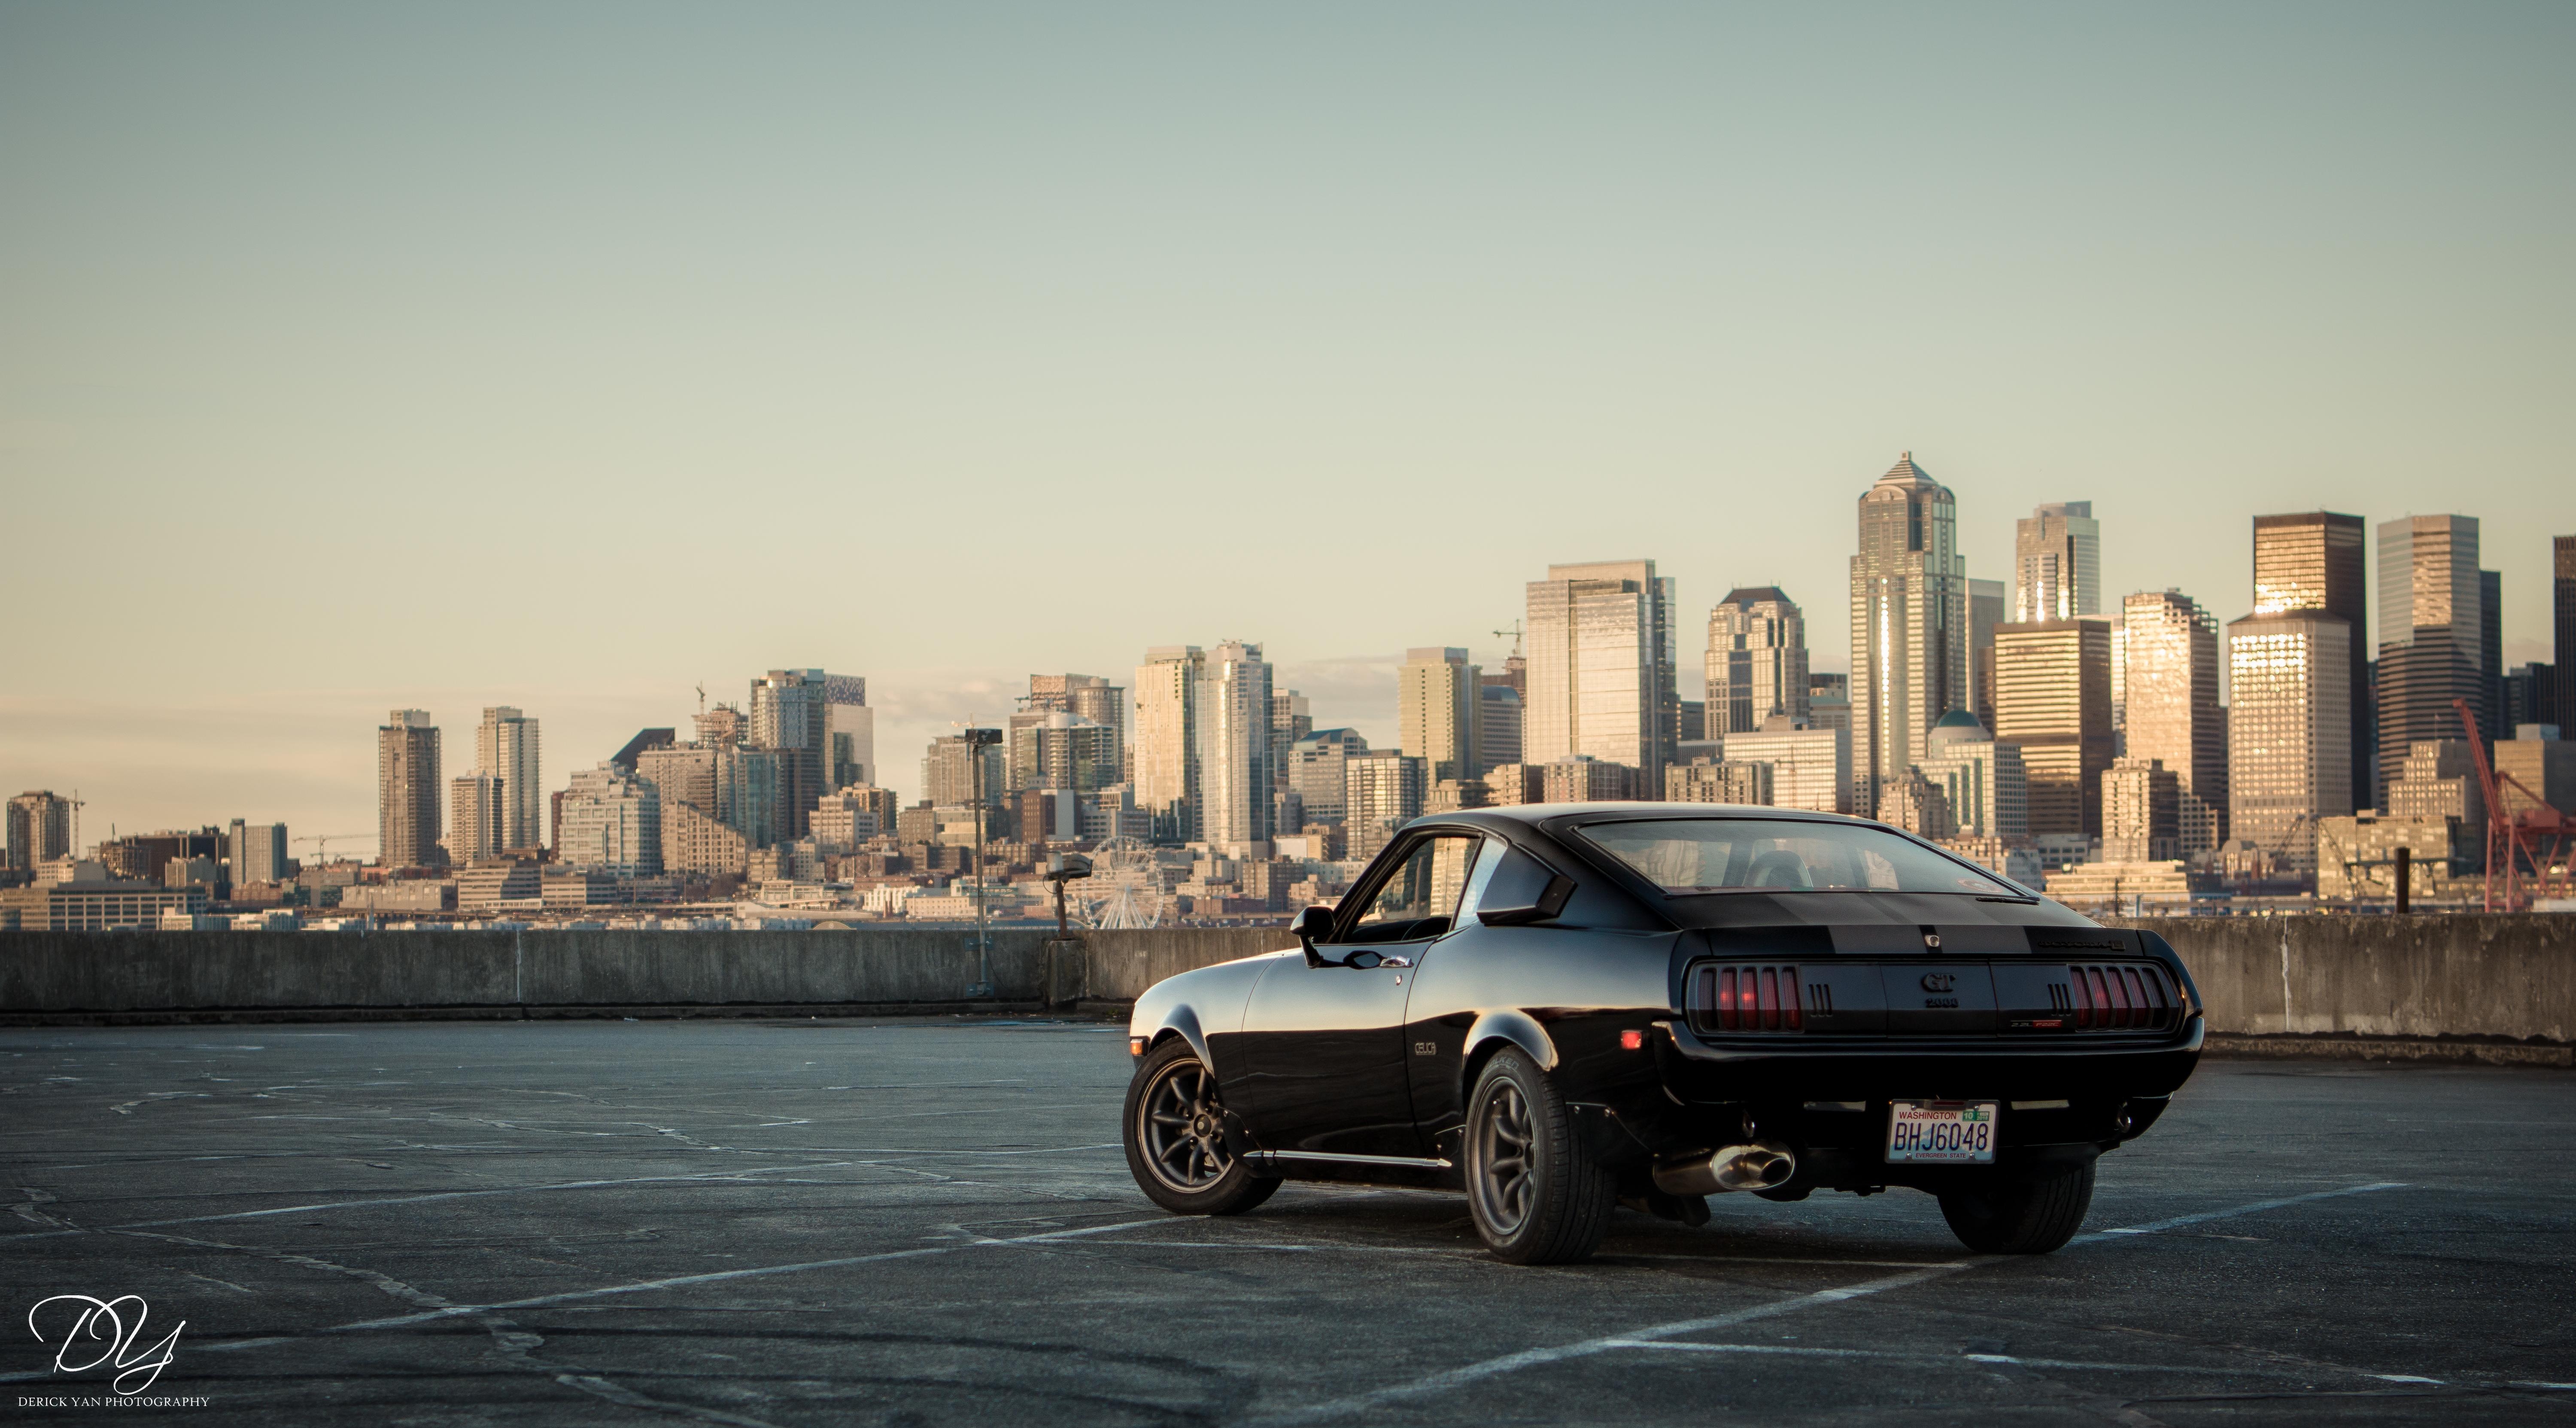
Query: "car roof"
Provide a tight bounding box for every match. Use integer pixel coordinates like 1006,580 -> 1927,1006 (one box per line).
1424,802 -> 1881,831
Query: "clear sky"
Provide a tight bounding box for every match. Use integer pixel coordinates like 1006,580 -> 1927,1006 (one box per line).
3,3 -> 2570,848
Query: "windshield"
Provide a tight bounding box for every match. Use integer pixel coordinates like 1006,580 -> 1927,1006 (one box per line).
1575,818 -> 2015,896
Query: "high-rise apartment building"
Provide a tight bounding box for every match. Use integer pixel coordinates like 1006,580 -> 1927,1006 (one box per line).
1195,640 -> 1274,855
1721,716 -> 1851,816
2226,611 -> 2354,874
1476,685 -> 1523,773
2122,590 -> 2227,855
824,675 -> 873,792
377,709 -> 442,868
1993,620 -> 2114,838
555,764 -> 662,877
1289,729 -> 1367,823
2556,536 -> 2576,733
921,734 -> 1004,810
1397,647 -> 1480,783
2253,512 -> 2370,808
1525,560 -> 1677,785
1969,578 -> 2006,732
1133,646 -> 1204,843
1704,588 -> 1809,735
6,791 -> 72,873
1850,454 -> 1969,817
750,670 -> 844,837
449,772 -> 504,867
473,706 -> 542,853
1008,713 -> 1121,794
1915,712 -> 2028,844
1269,691 -> 1311,793
1665,761 -> 1774,805
227,819 -> 289,886
2013,502 -> 2101,623
2375,516 -> 2488,805
2101,758 -> 2181,862
1343,750 -> 1425,861
635,740 -> 779,874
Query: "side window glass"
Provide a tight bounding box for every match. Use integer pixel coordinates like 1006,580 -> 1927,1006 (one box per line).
1349,835 -> 1481,941
1451,834 -> 1511,925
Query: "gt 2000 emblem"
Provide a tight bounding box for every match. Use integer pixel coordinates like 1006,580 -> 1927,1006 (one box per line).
1920,971 -> 1955,993
1413,1042 -> 1439,1056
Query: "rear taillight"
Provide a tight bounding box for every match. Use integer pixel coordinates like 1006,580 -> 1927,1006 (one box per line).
2060,964 -> 2179,1033
1690,964 -> 1801,1034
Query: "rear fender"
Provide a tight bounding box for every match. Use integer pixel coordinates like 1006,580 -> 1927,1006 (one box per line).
1459,1008 -> 1559,1103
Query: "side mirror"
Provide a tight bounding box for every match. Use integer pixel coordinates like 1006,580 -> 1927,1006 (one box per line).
1476,846 -> 1577,927
1290,904 -> 1336,968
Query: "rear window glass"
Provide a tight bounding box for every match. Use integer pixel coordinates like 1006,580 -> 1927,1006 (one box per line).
1575,818 -> 2013,896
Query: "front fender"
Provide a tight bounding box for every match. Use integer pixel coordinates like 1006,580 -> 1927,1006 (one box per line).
1460,1008 -> 1559,1102
1134,1002 -> 1211,1069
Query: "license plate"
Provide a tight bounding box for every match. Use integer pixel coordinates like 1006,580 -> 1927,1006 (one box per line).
1886,1100 -> 1999,1164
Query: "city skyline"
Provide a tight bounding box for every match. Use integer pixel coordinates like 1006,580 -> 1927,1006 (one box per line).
5,8 -> 2572,841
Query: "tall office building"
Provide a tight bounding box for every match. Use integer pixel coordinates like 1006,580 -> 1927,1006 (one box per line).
377,709 -> 442,869
1270,691 -> 1311,792
1476,684 -> 1523,774
823,675 -> 873,792
1721,716 -> 1851,816
473,706 -> 542,853
448,773 -> 504,867
1289,728 -> 1368,823
2122,590 -> 2227,855
1195,641 -> 1274,855
1850,454 -> 1969,817
2252,512 -> 2370,808
2013,502 -> 2100,622
1993,620 -> 2115,838
750,670 -> 832,837
636,741 -> 778,872
2100,758 -> 2181,862
1704,588 -> 1809,735
2226,611 -> 2354,874
1343,751 -> 1425,861
2375,516 -> 2487,805
227,819 -> 289,886
2479,569 -> 2503,745
1916,712 -> 2028,843
2557,536 -> 2576,734
1969,578 -> 2006,732
1525,560 -> 1677,784
1007,713 -> 1120,794
556,764 -> 662,877
1133,646 -> 1204,843
6,791 -> 72,873
1397,647 -> 1480,783
921,734 -> 1004,809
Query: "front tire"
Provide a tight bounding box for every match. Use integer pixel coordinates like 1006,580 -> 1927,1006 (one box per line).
1464,1049 -> 1615,1264
1122,1038 -> 1279,1216
1938,1163 -> 2095,1254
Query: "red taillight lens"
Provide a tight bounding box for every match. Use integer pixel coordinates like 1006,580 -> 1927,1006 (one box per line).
1718,967 -> 1738,1030
1782,966 -> 1802,1030
1619,1028 -> 1644,1051
1757,967 -> 1779,1029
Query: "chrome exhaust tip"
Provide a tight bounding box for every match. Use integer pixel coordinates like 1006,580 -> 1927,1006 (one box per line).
1653,1141 -> 1799,1197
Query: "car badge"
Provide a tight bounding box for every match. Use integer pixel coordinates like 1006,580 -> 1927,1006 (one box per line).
1921,971 -> 1955,993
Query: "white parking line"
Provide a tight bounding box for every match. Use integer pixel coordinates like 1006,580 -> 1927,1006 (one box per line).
1242,1181 -> 2413,1427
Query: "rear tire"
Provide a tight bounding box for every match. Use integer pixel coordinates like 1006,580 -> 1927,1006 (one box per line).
1464,1049 -> 1615,1264
1938,1163 -> 2095,1254
1122,1038 -> 1279,1216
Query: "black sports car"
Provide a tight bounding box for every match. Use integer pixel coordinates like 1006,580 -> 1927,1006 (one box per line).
1121,804 -> 2203,1264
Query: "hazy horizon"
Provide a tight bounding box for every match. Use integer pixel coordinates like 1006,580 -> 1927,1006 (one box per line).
5,4 -> 2570,849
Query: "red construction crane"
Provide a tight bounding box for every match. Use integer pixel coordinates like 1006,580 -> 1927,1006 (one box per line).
2454,699 -> 2573,912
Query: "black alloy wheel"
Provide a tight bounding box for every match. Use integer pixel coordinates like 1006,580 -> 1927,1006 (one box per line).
1121,1038 -> 1279,1216
1464,1048 -> 1614,1264
1937,1161 -> 2096,1254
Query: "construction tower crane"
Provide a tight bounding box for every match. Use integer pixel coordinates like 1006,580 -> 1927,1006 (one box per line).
2457,698 -> 2574,911
1492,621 -> 1523,661
294,833 -> 374,862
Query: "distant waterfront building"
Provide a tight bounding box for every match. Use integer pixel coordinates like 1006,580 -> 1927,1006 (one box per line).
2013,502 -> 2100,623
1133,645 -> 1205,843
449,772 -> 505,867
474,706 -> 543,852
6,791 -> 72,873
1704,588 -> 1810,735
1476,682 -> 1524,774
227,820 -> 289,886
377,709 -> 443,868
556,764 -> 662,877
1666,761 -> 1774,806
921,734 -> 1004,810
2122,591 -> 2228,856
2376,516 -> 2490,805
636,741 -> 780,873
1993,619 -> 2114,839
1850,454 -> 1969,818
1722,715 -> 1851,816
457,858 -> 542,911
2101,758 -> 2181,863
1525,560 -> 1677,786
1343,751 -> 1425,861
811,789 -> 886,851
2226,610 -> 2355,874
2385,740 -> 2481,837
2253,512 -> 2371,811
1969,578 -> 2006,732
1915,711 -> 2028,844
2315,814 -> 2468,904
2493,725 -> 2576,822
1540,756 -> 1637,804
1196,641 -> 1276,856
1398,647 -> 1481,783
1008,712 -> 1121,794
2556,535 -> 2576,734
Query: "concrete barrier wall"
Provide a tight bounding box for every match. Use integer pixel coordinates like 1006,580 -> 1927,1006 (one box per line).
2,919 -> 2570,1051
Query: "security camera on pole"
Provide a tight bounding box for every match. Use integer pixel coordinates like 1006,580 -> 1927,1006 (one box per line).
959,725 -> 1003,998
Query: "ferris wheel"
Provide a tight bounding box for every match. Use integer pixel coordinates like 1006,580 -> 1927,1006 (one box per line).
1079,836 -> 1166,930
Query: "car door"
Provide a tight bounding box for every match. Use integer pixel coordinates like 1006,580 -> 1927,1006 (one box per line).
1236,831 -> 1484,1159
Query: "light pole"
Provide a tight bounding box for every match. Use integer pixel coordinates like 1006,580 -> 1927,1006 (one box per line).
960,726 -> 1002,998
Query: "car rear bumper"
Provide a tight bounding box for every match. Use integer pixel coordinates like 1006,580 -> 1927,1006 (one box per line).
1651,1014 -> 2204,1106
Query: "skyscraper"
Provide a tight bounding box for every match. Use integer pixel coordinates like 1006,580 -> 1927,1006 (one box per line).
2122,590 -> 2227,855
1916,712 -> 2028,843
1993,619 -> 2114,839
377,709 -> 442,868
1343,750 -> 1425,862
2252,512 -> 2370,807
1269,690 -> 1311,794
474,706 -> 542,853
6,791 -> 72,872
1290,728 -> 1368,823
1704,588 -> 1810,735
227,820 -> 289,885
824,675 -> 872,793
1196,640 -> 1274,855
1525,560 -> 1677,785
2013,502 -> 2100,622
449,772 -> 504,866
1397,647 -> 1480,783
1850,454 -> 1969,817
2556,535 -> 2576,733
1969,577 -> 2006,732
750,670 -> 832,837
556,764 -> 662,877
1133,645 -> 1205,842
2226,611 -> 2354,874
2375,516 -> 2487,804
1008,713 -> 1121,794
921,734 -> 1003,809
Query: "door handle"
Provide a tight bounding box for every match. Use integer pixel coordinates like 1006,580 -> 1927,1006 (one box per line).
1376,955 -> 1413,969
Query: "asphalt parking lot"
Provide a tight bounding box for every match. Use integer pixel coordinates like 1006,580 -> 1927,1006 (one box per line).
3,1018 -> 2570,1426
